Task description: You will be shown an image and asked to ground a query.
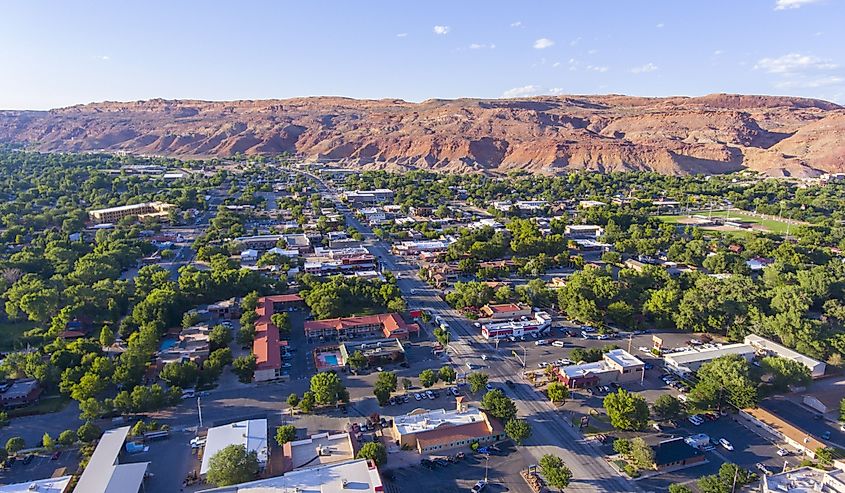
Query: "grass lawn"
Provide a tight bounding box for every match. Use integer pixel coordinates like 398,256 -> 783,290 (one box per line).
8,395 -> 71,418
688,209 -> 793,234
0,320 -> 37,351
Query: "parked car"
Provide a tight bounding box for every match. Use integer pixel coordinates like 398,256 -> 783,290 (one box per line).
822,431 -> 831,440
688,415 -> 704,426
426,390 -> 435,399
719,438 -> 734,451
552,340 -> 566,347
471,481 -> 488,493
485,383 -> 494,391
777,448 -> 790,456
535,339 -> 548,346
414,393 -> 422,401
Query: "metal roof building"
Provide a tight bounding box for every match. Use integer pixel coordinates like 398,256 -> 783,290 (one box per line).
200,419 -> 268,476
72,426 -> 148,493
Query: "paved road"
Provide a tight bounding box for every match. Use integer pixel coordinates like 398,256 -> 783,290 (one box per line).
294,167 -> 638,493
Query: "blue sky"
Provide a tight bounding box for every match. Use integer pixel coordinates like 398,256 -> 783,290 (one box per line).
1,0 -> 844,109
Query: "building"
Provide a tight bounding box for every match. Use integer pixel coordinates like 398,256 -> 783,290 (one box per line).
207,298 -> 241,320
557,349 -> 645,388
338,338 -> 406,367
304,313 -> 420,342
281,431 -> 354,472
88,201 -> 175,224
740,407 -> 825,458
393,238 -> 455,256
234,235 -> 285,251
744,334 -> 826,378
197,458 -> 383,493
392,401 -> 505,454
240,249 -> 259,263
0,379 -> 42,409
663,343 -> 756,374
73,426 -> 149,493
578,200 -> 607,209
761,465 -> 845,493
0,476 -> 72,493
564,225 -> 604,239
157,325 -> 210,367
651,438 -> 705,471
480,311 -> 552,340
343,189 -> 394,207
200,419 -> 268,477
253,294 -> 303,382
360,208 -> 387,225
479,303 -> 532,321
283,234 -> 312,253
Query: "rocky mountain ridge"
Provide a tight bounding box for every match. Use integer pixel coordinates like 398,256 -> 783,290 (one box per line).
1,93 -> 843,176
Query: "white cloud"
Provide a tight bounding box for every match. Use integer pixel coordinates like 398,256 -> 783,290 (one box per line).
587,65 -> 609,73
713,50 -> 724,56
552,61 -> 561,68
533,38 -> 555,49
656,22 -> 665,28
469,43 -> 495,50
754,53 -> 838,73
510,21 -> 523,27
396,33 -> 408,38
587,49 -> 598,55
774,75 -> 844,89
569,37 -> 582,47
433,25 -> 450,35
502,85 -> 542,98
549,88 -> 566,95
630,62 -> 658,74
774,0 -> 822,10
95,55 -> 110,61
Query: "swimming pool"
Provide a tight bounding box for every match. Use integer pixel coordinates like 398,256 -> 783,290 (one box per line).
323,354 -> 339,366
159,338 -> 179,351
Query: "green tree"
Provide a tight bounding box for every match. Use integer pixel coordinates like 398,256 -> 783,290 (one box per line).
374,385 -> 391,406
356,442 -> 388,466
467,372 -> 489,393
209,324 -> 232,351
206,444 -> 260,487
0,411 -> 8,428
652,394 -> 685,421
505,418 -> 532,445
482,389 -> 517,422
232,354 -> 257,383
547,382 -> 570,405
760,356 -> 811,390
668,485 -> 693,493
286,393 -> 300,408
5,437 -> 24,455
402,378 -> 413,390
41,432 -> 55,450
58,430 -> 76,447
375,371 -> 398,392
275,425 -> 297,446
298,391 -> 316,413
310,372 -> 345,406
270,312 -> 291,335
99,325 -> 115,347
418,369 -> 438,388
539,454 -> 572,490
438,366 -> 457,383
433,326 -> 450,347
692,355 -> 757,410
347,351 -> 367,371
629,437 -> 655,470
604,389 -> 649,431
816,447 -> 834,467
613,438 -> 632,456
160,361 -> 199,389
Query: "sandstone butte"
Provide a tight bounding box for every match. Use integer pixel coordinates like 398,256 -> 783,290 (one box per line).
1,93 -> 843,177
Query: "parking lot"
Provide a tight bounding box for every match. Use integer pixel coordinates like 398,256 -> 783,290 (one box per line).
0,449 -> 80,486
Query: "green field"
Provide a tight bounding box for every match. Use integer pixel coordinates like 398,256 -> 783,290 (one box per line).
658,210 -> 796,235
0,320 -> 36,351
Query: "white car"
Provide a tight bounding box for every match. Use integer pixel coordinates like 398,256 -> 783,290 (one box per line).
535,339 -> 548,346
190,437 -> 206,449
777,448 -> 789,456
719,438 -> 734,451
426,390 -> 435,399
414,393 -> 422,401
481,354 -> 488,361
538,362 -> 548,368
552,341 -> 565,348
471,481 -> 487,493
688,415 -> 704,426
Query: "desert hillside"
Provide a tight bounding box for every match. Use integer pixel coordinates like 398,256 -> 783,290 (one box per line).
1,94 -> 843,176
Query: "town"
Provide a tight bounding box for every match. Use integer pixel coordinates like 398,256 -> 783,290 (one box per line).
0,150 -> 842,493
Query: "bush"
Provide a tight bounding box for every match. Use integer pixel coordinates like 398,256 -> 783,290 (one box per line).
623,464 -> 640,478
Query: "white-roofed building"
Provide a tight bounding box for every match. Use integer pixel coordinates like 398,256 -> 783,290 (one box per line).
0,476 -> 73,493
282,431 -> 354,471
197,458 -> 384,493
72,426 -> 148,493
556,349 -> 645,388
564,225 -> 604,239
663,343 -> 755,374
200,419 -> 269,477
744,334 -> 826,378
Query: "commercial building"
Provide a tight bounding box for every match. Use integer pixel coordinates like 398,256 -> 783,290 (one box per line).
343,189 -> 394,207
360,208 -> 387,224
480,311 -> 552,340
338,338 -> 406,367
663,343 -> 755,374
197,459 -> 384,493
73,426 -> 149,493
0,476 -> 72,493
304,313 -> 420,342
88,201 -> 175,224
200,419 -> 268,477
479,303 -> 532,321
281,431 -> 354,472
564,225 -> 604,239
744,334 -> 826,378
392,238 -> 455,256
234,234 -> 285,251
0,379 -> 42,409
156,324 -> 210,367
761,465 -> 845,493
651,438 -> 705,471
392,400 -> 505,454
253,294 -> 303,382
207,298 -> 241,320
740,407 -> 825,458
556,349 -> 645,388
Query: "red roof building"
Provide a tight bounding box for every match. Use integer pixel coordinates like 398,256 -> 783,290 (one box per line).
479,303 -> 532,321
253,294 -> 302,382
304,313 -> 420,341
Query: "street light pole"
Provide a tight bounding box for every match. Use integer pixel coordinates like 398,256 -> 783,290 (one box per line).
197,396 -> 203,430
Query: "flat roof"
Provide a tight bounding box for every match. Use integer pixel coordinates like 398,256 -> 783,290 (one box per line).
287,432 -> 354,470
394,407 -> 486,436
0,476 -> 73,493
664,343 -> 755,365
762,466 -> 828,493
197,458 -> 383,493
744,334 -> 824,369
73,426 -> 149,493
88,203 -> 156,214
200,419 -> 268,476
604,349 -> 645,368
743,407 -> 824,453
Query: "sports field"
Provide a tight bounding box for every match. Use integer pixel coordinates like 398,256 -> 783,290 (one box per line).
657,209 -> 800,235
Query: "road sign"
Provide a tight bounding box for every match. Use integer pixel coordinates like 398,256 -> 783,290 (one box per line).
652,335 -> 663,350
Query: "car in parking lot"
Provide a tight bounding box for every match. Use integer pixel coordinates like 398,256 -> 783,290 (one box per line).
426,390 -> 435,399
777,448 -> 790,456
718,438 -> 734,451
552,340 -> 566,347
756,463 -> 772,475
688,415 -> 704,426
471,480 -> 487,493
486,383 -> 494,391
414,393 -> 422,401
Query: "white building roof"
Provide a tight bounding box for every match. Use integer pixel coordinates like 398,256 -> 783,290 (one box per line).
394,407 -> 486,436
288,432 -> 354,470
0,476 -> 73,493
744,334 -> 824,373
73,426 -> 148,493
604,349 -> 645,368
559,361 -> 608,379
664,343 -> 755,366
200,419 -> 268,476
197,458 -> 383,493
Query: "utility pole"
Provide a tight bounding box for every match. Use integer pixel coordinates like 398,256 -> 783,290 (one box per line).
484,453 -> 489,483
197,396 -> 203,430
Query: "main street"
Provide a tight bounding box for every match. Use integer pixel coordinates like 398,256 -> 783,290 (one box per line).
295,167 -> 639,493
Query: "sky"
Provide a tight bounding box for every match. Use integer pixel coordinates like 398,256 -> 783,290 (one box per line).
1,0 -> 844,109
